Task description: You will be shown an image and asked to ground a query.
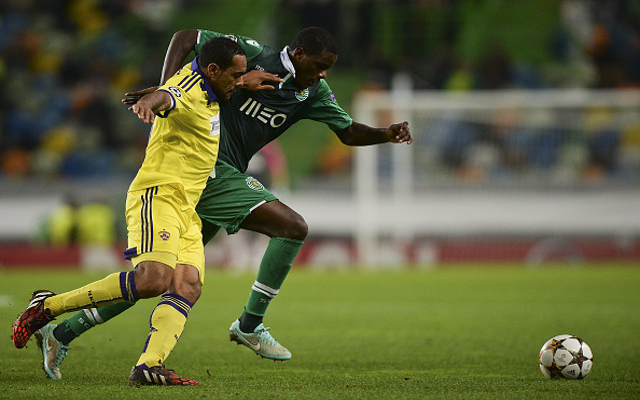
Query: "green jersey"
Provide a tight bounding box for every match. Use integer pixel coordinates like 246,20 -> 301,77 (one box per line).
195,30 -> 353,173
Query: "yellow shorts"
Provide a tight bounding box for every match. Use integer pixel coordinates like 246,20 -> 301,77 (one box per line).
124,185 -> 205,286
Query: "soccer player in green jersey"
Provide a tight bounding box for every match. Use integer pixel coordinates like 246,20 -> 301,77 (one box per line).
34,27 -> 412,379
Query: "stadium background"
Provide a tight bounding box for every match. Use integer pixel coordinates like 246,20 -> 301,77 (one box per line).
0,0 -> 639,269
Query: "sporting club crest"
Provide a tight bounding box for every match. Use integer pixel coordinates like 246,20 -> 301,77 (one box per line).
295,89 -> 309,101
246,177 -> 264,191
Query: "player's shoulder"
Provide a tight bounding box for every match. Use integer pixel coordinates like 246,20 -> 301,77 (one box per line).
161,63 -> 205,104
316,79 -> 332,93
197,30 -> 265,61
311,79 -> 335,100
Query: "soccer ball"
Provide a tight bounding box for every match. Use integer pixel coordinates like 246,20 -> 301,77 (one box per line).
539,334 -> 593,379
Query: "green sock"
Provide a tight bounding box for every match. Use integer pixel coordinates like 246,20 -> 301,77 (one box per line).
54,301 -> 137,345
52,322 -> 78,346
244,237 -> 303,318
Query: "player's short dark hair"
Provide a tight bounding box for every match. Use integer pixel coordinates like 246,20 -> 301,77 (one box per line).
290,27 -> 339,56
198,36 -> 245,71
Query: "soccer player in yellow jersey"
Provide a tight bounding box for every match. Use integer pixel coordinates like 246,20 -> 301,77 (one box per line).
12,37 -> 247,386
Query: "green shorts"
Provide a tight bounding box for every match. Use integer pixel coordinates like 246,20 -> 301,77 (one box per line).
196,160 -> 278,245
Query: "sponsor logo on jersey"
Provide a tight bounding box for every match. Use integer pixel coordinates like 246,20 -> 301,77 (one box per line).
255,65 -> 265,72
246,39 -> 261,48
168,86 -> 182,98
159,229 -> 171,241
224,35 -> 239,42
239,97 -> 287,128
210,114 -> 220,136
329,92 -> 336,101
295,89 -> 309,101
246,177 -> 264,191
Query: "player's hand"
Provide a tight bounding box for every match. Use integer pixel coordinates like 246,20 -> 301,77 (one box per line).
122,86 -> 159,105
238,70 -> 283,91
387,121 -> 412,144
129,103 -> 155,124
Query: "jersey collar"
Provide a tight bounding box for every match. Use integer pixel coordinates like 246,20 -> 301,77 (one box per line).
278,46 -> 297,89
191,57 -> 218,104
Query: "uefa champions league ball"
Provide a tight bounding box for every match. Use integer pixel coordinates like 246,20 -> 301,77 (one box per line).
539,334 -> 593,379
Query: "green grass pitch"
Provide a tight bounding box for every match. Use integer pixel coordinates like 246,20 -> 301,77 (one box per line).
1,265 -> 639,399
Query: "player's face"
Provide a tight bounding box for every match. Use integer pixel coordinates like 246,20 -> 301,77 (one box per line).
292,48 -> 337,89
207,54 -> 247,103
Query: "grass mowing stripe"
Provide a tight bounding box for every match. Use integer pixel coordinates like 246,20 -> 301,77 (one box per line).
0,265 -> 638,399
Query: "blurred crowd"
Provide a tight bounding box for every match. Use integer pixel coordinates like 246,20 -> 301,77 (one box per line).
345,0 -> 640,91
0,0 -> 179,180
290,0 -> 640,186
1,0 -> 639,185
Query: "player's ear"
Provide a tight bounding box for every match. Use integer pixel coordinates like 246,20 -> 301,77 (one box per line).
292,47 -> 306,62
206,63 -> 222,78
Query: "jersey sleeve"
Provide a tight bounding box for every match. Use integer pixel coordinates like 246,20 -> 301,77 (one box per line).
305,80 -> 353,131
195,30 -> 264,62
156,64 -> 197,116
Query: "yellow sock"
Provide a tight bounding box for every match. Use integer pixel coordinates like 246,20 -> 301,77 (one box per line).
44,271 -> 139,317
136,294 -> 193,367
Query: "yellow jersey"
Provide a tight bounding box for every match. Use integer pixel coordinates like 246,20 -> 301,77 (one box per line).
128,58 -> 221,207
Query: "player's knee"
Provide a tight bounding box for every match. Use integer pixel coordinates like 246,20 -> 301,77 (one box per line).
283,214 -> 308,241
133,262 -> 173,298
176,283 -> 201,304
173,279 -> 201,304
171,264 -> 202,304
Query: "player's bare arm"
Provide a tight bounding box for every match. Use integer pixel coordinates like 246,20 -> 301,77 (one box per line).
334,121 -> 412,146
122,30 -> 198,105
122,30 -> 280,105
160,29 -> 200,84
238,70 -> 283,90
123,86 -> 158,105
129,91 -> 172,124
